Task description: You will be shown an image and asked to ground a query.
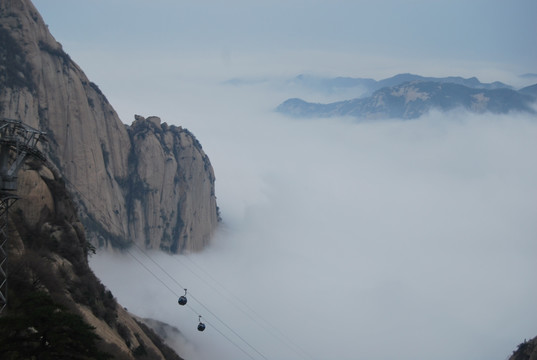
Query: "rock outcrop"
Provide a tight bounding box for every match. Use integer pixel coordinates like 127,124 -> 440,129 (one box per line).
125,115 -> 218,252
0,0 -> 219,252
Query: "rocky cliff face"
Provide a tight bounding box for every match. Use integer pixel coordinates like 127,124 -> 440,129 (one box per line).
125,115 -> 218,252
0,161 -> 183,359
0,0 -> 219,252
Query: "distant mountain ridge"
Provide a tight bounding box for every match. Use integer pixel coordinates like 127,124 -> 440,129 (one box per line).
276,76 -> 536,120
519,83 -> 537,98
287,73 -> 513,96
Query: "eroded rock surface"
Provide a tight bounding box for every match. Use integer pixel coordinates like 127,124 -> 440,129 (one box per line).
0,0 -> 219,252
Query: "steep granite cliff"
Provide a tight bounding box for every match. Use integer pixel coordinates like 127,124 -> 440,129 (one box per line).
125,115 -> 217,252
0,0 -> 219,252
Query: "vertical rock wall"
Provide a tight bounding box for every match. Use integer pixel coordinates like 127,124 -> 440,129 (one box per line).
127,116 -> 218,252
0,0 -> 219,252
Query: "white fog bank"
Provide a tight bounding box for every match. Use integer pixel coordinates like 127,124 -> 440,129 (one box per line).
90,79 -> 537,360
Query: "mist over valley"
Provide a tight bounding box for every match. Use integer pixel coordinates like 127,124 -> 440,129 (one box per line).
91,73 -> 537,360
16,1 -> 537,359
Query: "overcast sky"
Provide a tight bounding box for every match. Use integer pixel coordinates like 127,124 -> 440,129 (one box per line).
33,0 -> 537,125
31,1 -> 537,360
34,0 -> 536,78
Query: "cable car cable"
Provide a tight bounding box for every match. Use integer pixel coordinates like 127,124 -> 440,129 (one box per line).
59,174 -> 269,359
128,244 -> 260,359
128,249 -> 206,327
171,254 -> 308,359
189,291 -> 268,360
104,215 -> 267,359
127,246 -> 263,360
126,248 -> 180,298
202,317 -> 259,360
181,254 -> 318,360
129,243 -> 269,360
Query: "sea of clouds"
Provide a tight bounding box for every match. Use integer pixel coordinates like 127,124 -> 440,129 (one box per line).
90,75 -> 537,360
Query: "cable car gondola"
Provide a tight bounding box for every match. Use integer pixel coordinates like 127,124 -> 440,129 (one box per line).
197,315 -> 206,332
178,289 -> 187,306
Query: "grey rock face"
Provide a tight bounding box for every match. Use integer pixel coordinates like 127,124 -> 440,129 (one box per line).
125,115 -> 218,252
0,0 -> 219,252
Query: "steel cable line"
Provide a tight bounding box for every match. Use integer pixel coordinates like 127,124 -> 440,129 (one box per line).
127,248 -> 260,360
58,173 -> 268,360
128,243 -> 269,360
173,254 -> 314,359
179,254 -> 318,360
135,244 -> 313,360
126,247 -> 180,298
201,317 -> 259,360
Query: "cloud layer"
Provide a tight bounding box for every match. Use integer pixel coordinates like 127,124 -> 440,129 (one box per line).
27,2 -> 537,358
91,78 -> 537,360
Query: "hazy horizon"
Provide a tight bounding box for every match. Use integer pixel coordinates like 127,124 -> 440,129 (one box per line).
34,0 -> 537,125
31,1 -> 537,359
